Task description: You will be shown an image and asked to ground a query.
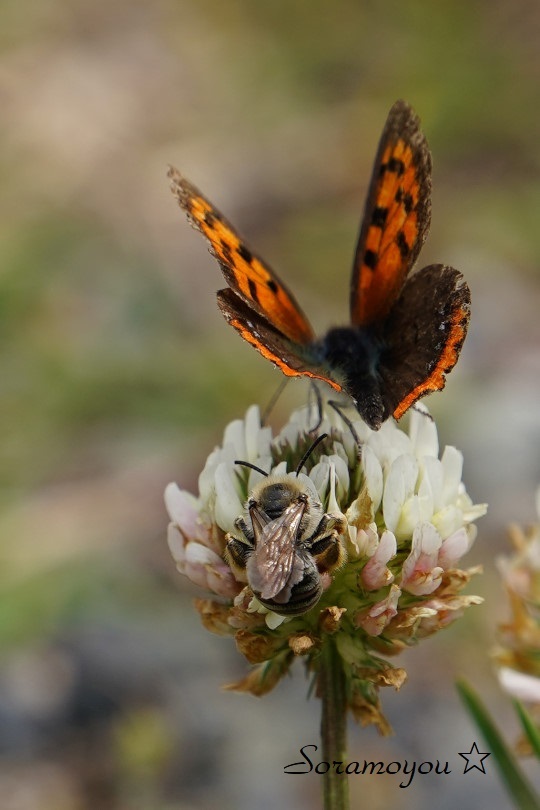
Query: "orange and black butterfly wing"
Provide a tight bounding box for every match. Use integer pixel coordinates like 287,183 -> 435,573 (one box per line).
217,288 -> 343,392
350,100 -> 432,327
378,264 -> 471,420
168,167 -> 315,346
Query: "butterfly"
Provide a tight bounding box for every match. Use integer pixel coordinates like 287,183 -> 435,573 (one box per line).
168,100 -> 470,431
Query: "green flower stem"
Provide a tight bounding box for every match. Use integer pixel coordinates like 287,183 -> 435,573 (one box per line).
320,640 -> 349,810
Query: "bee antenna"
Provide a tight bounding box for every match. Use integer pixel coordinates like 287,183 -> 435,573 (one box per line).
234,460 -> 269,477
295,433 -> 328,476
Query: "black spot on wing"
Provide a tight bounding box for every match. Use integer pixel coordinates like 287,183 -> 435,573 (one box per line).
395,187 -> 414,214
248,278 -> 259,304
364,249 -> 377,270
396,231 -> 410,259
371,206 -> 388,228
220,240 -> 233,264
386,156 -> 405,175
238,244 -> 253,263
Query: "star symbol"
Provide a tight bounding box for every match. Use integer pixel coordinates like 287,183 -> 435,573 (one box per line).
459,741 -> 491,774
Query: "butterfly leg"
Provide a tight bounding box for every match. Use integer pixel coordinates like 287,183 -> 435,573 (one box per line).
328,400 -> 362,458
307,382 -> 324,434
261,378 -> 290,426
410,403 -> 434,422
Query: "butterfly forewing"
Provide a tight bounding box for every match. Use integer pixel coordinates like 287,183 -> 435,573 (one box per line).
217,288 -> 343,391
168,167 -> 315,345
350,100 -> 432,328
170,101 -> 470,431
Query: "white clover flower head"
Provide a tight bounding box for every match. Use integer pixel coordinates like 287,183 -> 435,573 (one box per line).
361,530 -> 396,591
165,401 -> 486,732
496,491 -> 540,603
494,486 -> 540,697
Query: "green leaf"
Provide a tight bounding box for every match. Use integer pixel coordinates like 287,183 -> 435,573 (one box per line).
514,700 -> 540,760
456,679 -> 540,810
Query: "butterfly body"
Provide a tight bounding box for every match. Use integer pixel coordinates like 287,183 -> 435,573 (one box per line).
170,100 -> 471,430
314,325 -> 386,426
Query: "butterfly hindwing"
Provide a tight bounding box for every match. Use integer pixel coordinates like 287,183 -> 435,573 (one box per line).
168,167 -> 315,345
350,100 -> 432,327
378,264 -> 471,420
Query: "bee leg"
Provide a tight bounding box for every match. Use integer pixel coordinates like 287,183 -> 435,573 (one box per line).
224,533 -> 254,582
234,515 -> 254,543
313,513 -> 346,537
309,530 -> 347,573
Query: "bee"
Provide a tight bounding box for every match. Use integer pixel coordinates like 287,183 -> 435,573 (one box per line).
225,434 -> 347,616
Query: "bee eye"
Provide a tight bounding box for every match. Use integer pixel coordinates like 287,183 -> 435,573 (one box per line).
298,493 -> 309,504
247,498 -> 257,509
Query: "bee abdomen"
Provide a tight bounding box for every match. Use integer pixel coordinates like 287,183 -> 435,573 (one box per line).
258,575 -> 323,617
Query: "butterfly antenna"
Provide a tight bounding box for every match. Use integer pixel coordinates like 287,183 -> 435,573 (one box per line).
234,460 -> 269,477
295,433 -> 328,476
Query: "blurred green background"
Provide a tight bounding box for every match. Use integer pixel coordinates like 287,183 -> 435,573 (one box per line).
1,1 -> 540,808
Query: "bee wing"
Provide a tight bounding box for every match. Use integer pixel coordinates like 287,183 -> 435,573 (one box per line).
247,501 -> 306,600
249,504 -> 272,539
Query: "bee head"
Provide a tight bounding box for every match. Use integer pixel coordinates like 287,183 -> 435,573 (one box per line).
234,433 -> 328,531
249,476 -> 306,519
